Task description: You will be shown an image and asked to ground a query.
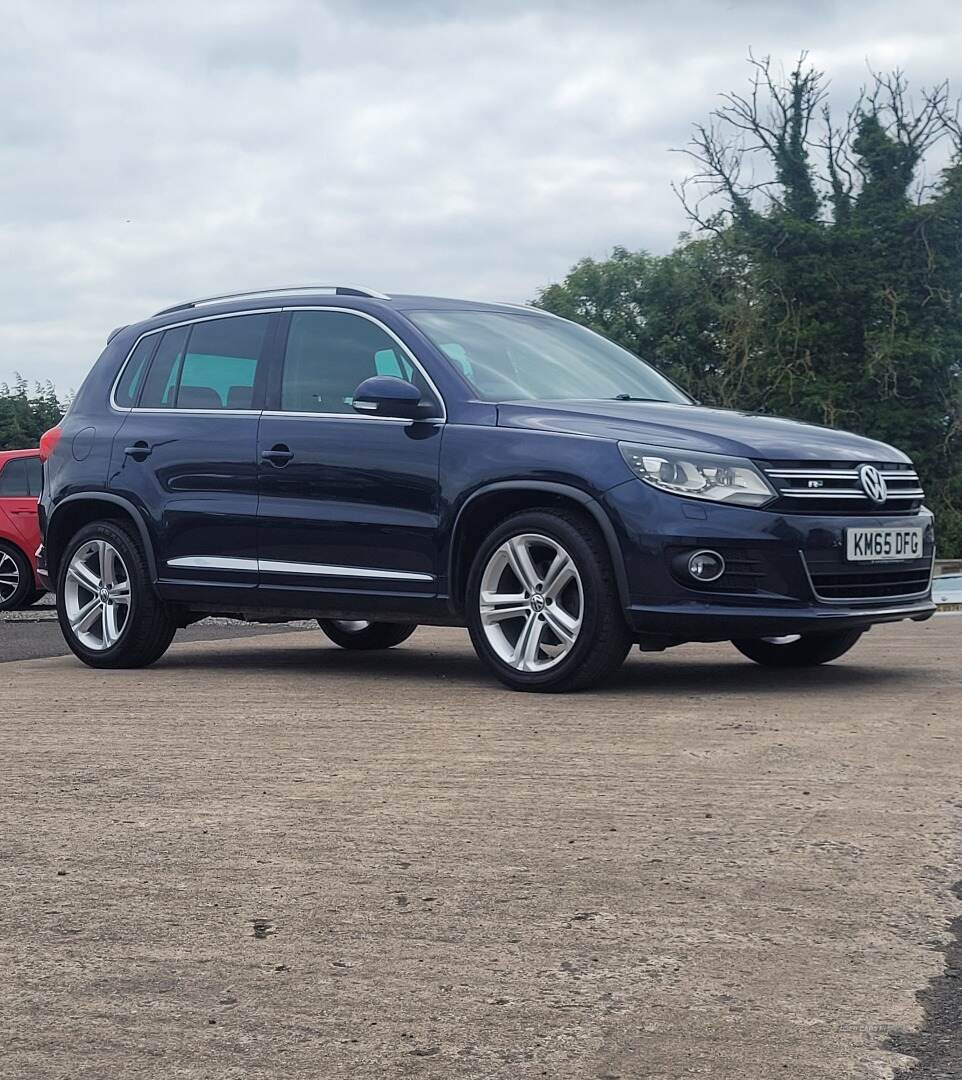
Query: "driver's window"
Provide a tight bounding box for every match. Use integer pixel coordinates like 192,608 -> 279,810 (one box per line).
280,311 -> 437,415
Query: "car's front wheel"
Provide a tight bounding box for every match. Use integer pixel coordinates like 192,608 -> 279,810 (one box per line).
57,521 -> 177,668
466,508 -> 632,692
731,629 -> 864,667
317,619 -> 417,650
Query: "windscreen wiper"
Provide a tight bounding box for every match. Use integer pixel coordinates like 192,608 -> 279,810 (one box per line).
612,394 -> 662,402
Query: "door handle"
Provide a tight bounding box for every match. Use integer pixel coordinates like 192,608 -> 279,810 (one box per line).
261,444 -> 294,466
124,441 -> 152,460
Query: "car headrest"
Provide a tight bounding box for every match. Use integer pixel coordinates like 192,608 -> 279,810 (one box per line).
178,385 -> 223,409
226,385 -> 253,409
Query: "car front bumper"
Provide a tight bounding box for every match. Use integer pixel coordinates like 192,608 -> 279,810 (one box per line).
602,479 -> 937,641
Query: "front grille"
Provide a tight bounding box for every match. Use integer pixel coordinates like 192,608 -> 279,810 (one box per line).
761,460 -> 924,516
802,551 -> 933,602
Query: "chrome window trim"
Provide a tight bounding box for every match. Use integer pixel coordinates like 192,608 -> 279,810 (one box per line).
109,307 -> 281,414
259,411 -> 441,424
110,305 -> 447,422
276,305 -> 447,422
167,555 -> 433,582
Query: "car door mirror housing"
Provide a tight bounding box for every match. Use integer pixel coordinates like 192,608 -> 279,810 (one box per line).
352,376 -> 429,420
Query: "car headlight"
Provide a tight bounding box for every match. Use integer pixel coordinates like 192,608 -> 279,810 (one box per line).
618,442 -> 777,507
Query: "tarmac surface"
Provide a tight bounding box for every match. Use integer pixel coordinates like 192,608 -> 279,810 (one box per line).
2,616 -> 960,1079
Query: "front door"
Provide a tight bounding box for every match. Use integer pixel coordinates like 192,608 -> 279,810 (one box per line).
256,308 -> 444,610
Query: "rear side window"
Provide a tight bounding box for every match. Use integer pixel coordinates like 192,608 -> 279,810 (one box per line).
114,335 -> 158,408
177,315 -> 269,409
137,315 -> 270,410
0,456 -> 42,496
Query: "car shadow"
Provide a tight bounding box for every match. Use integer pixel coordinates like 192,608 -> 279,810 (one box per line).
154,633 -> 926,698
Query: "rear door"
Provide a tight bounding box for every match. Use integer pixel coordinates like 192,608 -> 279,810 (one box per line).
0,454 -> 42,551
256,308 -> 444,608
109,311 -> 277,601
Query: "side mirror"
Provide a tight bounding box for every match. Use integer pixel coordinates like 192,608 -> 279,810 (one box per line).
352,376 -> 428,420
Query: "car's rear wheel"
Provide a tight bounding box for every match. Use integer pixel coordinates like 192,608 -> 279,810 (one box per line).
731,629 -> 864,667
0,542 -> 34,611
57,520 -> 177,668
466,508 -> 632,692
317,619 -> 418,650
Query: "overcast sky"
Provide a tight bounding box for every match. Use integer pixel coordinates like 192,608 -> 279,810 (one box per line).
1,0 -> 959,391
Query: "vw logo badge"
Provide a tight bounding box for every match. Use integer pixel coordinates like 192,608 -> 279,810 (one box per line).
857,464 -> 888,505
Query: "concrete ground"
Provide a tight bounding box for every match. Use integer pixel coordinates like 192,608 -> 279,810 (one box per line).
0,599 -> 315,663
2,617 -> 960,1079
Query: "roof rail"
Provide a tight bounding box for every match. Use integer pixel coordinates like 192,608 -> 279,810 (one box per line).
153,284 -> 390,317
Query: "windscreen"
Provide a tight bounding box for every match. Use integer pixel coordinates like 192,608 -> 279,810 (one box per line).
407,309 -> 690,404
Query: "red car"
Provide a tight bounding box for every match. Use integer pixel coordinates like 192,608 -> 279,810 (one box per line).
0,449 -> 46,610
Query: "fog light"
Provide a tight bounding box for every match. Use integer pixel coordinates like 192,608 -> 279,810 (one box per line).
688,550 -> 725,583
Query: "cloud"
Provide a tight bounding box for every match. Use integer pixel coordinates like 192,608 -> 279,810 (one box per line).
0,0 -> 959,390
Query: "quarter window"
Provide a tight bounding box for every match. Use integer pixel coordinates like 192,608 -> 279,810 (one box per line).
139,326 -> 190,408
115,335 -> 158,408
279,311 -> 439,415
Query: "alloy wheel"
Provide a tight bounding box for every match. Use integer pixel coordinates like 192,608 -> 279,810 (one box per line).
331,620 -> 370,632
0,550 -> 20,605
64,540 -> 132,651
479,533 -> 584,672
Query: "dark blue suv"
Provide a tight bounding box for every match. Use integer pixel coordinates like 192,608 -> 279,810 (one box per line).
37,285 -> 936,691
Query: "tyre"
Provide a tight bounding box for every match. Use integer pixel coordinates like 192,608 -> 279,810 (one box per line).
56,520 -> 177,669
317,619 -> 418,650
466,508 -> 632,692
0,542 -> 34,611
731,629 -> 864,668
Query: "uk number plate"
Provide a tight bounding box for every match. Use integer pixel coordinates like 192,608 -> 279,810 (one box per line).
845,527 -> 924,562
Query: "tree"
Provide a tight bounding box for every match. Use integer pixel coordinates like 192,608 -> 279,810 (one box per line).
537,56 -> 962,555
0,377 -> 65,450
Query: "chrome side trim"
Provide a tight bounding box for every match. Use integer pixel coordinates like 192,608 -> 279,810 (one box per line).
259,559 -> 433,582
167,556 -> 258,572
166,556 -> 433,583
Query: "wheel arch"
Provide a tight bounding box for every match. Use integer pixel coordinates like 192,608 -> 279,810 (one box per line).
447,481 -> 630,614
46,493 -> 159,587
